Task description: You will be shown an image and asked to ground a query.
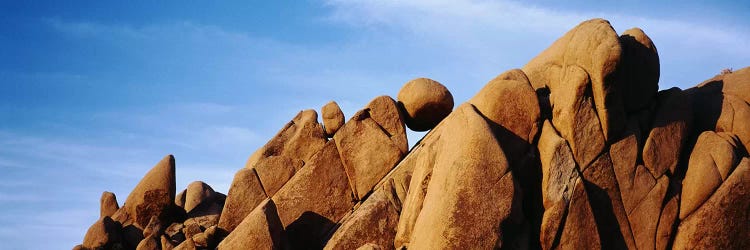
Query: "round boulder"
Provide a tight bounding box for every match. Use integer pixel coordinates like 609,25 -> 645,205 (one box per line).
397,78 -> 454,131
322,101 -> 345,136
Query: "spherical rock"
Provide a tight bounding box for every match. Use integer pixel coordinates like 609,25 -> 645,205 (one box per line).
397,78 -> 454,131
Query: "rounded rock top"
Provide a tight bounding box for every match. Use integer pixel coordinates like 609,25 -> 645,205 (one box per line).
397,78 -> 454,131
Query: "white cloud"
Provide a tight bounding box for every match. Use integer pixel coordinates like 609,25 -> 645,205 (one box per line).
324,0 -> 750,88
326,0 -> 749,55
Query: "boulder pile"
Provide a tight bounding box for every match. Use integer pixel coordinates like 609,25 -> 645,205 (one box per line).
73,18 -> 750,249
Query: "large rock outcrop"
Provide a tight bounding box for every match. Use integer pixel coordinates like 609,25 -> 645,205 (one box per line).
73,18 -> 750,250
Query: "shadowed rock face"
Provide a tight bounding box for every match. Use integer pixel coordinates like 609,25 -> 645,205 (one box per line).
73,18 -> 750,250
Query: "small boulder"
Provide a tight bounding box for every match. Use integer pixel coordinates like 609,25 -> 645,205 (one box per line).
82,216 -> 122,249
322,101 -> 345,136
192,225 -> 218,248
175,189 -> 186,209
182,219 -> 202,241
184,181 -> 216,213
397,78 -> 454,131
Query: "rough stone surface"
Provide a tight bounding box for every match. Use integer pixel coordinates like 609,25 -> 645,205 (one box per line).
470,69 -> 541,144
393,114 -> 446,248
218,199 -> 284,249
715,95 -> 750,150
642,87 -> 691,177
557,179 -> 601,249
397,78 -> 454,132
324,186 -> 400,250
71,19 -> 750,250
142,216 -> 163,238
135,236 -> 160,250
366,95 -> 409,154
161,235 -> 176,250
550,65 -> 606,168
173,237 -> 197,250
254,155 -> 303,196
538,120 -> 580,209
82,216 -> 122,249
406,104 -> 519,249
322,101 -> 345,136
673,158 -> 750,249
334,110 -> 404,199
696,66 -> 750,104
245,109 -> 327,168
183,181 -> 216,213
272,140 -> 356,249
217,168 -> 267,234
100,191 -> 119,218
628,175 -> 669,250
523,18 -> 624,142
114,154 -> 176,229
656,195 -> 679,250
582,153 -> 636,249
192,225 -> 218,248
681,131 -> 744,219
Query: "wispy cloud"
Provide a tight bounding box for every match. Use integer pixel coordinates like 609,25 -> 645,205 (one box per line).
324,0 -> 750,87
324,0 -> 749,55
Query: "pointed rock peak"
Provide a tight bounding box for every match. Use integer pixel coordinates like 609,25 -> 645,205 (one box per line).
125,154 -> 177,204
245,109 -> 327,169
100,191 -> 119,218
119,154 -> 177,228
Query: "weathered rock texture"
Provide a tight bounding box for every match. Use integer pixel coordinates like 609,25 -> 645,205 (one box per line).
74,18 -> 750,250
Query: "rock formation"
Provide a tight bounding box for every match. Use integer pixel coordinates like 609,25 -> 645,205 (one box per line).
73,18 -> 750,249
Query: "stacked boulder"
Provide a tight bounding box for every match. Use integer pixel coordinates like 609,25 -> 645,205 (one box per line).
74,18 -> 750,249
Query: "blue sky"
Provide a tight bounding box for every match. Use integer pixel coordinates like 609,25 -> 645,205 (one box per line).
1,1 -> 748,248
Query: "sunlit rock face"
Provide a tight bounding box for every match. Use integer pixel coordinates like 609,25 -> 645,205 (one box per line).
72,19 -> 750,250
